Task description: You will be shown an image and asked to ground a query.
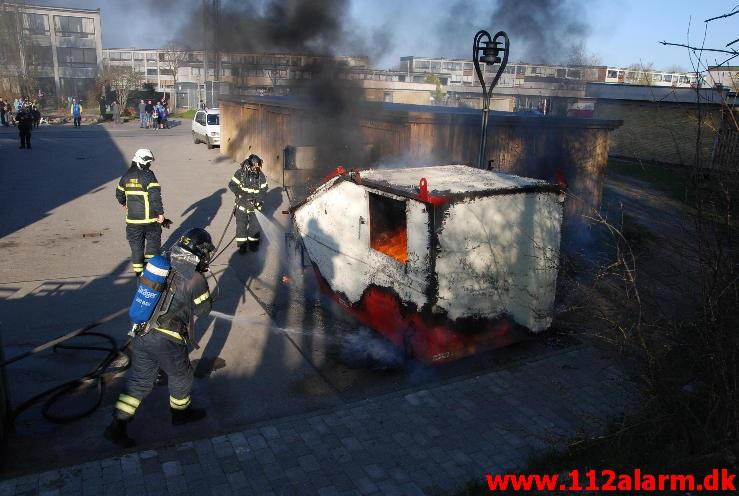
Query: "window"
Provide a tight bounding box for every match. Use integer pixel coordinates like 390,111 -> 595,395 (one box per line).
54,16 -> 95,37
663,74 -> 672,82
567,69 -> 582,79
57,47 -> 97,66
415,60 -> 430,70
369,193 -> 407,263
383,91 -> 393,103
556,68 -> 567,78
134,52 -> 144,60
652,74 -> 663,82
430,61 -> 441,71
27,45 -> 53,66
207,114 -> 219,125
24,13 -> 49,35
146,68 -> 158,76
516,66 -> 525,75
607,70 -> 618,78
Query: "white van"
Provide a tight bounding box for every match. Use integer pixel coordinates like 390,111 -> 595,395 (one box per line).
192,108 -> 220,149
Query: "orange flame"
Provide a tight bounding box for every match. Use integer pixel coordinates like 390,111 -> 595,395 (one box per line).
372,228 -> 408,263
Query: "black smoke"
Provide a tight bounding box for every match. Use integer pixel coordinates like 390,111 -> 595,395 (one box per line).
489,0 -> 590,64
173,0 -> 351,55
433,0 -> 591,65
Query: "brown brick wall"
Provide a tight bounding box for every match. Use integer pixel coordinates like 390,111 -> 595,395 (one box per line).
594,100 -> 720,166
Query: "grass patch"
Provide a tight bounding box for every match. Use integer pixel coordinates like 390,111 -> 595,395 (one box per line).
606,158 -> 690,205
172,109 -> 196,119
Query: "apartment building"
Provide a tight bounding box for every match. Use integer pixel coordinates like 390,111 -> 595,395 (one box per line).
102,48 -> 369,107
0,2 -> 102,99
707,66 -> 739,90
399,56 -> 699,89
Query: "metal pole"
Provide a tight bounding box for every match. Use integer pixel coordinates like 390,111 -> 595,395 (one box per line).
478,96 -> 490,169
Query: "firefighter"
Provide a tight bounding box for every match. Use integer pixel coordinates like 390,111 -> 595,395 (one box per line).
116,149 -> 165,277
15,102 -> 33,149
104,228 -> 215,448
228,154 -> 268,253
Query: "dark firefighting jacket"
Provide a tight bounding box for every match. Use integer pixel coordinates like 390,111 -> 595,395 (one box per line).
116,165 -> 164,224
15,109 -> 33,131
229,168 -> 268,212
154,246 -> 212,345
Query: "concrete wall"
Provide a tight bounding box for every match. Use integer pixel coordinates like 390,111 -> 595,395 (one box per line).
594,100 -> 722,166
220,96 -> 620,217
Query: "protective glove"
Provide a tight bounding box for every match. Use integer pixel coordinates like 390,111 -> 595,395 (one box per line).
255,201 -> 264,211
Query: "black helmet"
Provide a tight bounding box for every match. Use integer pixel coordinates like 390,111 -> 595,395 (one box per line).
241,154 -> 263,171
177,228 -> 215,271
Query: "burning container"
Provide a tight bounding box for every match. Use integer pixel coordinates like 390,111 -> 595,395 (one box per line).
292,164 -> 564,363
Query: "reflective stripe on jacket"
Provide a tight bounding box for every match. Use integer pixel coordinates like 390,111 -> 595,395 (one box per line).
229,168 -> 267,208
116,165 -> 164,224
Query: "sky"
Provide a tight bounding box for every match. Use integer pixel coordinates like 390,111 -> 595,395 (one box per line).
30,0 -> 739,71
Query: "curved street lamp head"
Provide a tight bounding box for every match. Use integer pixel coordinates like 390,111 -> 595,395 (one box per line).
473,29 -> 510,102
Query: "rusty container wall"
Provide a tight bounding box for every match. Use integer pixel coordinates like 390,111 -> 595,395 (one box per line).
219,96 -> 621,217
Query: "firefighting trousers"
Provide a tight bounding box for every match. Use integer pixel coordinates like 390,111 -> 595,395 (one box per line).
126,223 -> 162,273
114,330 -> 194,421
18,129 -> 31,148
235,209 -> 260,246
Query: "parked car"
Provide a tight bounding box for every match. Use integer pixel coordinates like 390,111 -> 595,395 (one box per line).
192,108 -> 220,149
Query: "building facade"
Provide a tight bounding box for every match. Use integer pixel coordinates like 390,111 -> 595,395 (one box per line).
0,2 -> 102,100
707,66 -> 739,91
102,48 -> 370,108
399,56 -> 699,89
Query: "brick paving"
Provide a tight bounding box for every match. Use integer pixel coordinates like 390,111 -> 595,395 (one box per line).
0,345 -> 635,495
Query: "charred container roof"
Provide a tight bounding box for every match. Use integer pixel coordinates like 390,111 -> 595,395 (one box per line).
292,164 -> 563,363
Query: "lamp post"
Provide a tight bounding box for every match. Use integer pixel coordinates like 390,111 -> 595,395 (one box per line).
473,29 -> 510,169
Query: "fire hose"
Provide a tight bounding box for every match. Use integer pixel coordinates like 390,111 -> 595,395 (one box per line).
0,308 -> 132,424
0,208 -> 237,425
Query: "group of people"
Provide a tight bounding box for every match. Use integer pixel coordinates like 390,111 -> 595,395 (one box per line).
2,97 -> 43,149
138,99 -> 170,130
1,97 -> 42,129
104,148 -> 268,448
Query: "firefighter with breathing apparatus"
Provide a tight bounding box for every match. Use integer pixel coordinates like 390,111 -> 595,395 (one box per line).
104,228 -> 215,448
228,153 -> 268,253
116,149 -> 167,277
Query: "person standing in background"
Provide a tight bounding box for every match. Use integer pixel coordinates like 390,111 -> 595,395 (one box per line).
112,100 -> 121,124
71,98 -> 82,128
138,99 -> 146,128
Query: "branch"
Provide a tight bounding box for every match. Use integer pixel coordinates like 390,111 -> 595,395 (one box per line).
659,41 -> 739,56
704,9 -> 739,23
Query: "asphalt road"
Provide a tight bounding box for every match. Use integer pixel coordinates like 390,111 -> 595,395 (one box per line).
0,120 -> 560,474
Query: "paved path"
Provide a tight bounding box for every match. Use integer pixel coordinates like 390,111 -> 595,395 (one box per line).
0,345 -> 634,496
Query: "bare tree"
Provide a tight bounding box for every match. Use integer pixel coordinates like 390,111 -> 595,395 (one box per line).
565,42 -> 601,67
0,1 -> 28,96
98,65 -> 142,113
160,43 -> 191,110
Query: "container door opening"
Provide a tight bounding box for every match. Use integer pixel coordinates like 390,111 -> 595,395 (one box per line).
369,192 -> 408,263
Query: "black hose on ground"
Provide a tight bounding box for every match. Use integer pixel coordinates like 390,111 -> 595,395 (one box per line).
1,309 -> 131,424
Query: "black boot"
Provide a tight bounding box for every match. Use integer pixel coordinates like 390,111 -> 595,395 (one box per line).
171,406 -> 207,426
248,239 -> 260,252
103,418 -> 135,448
